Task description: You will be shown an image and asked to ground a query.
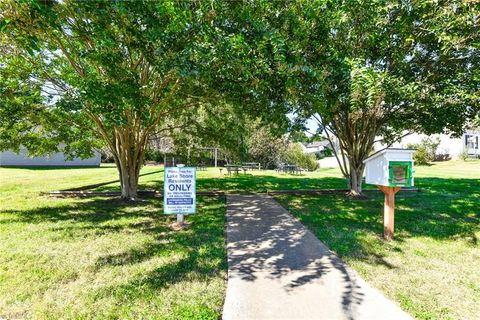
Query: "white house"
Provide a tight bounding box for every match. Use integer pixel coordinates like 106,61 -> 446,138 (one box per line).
298,140 -> 341,168
388,129 -> 480,159
464,130 -> 480,157
0,147 -> 101,167
300,141 -> 334,154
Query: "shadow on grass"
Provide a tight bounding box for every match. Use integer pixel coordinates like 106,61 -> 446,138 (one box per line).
93,173 -> 350,193
2,196 -> 226,295
275,177 -> 480,267
4,171 -> 478,298
64,169 -> 164,191
2,165 -> 116,170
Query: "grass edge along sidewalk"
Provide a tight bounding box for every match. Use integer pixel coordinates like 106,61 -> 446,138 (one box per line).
274,160 -> 480,320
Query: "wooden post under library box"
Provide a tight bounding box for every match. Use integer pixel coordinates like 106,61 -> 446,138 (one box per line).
363,149 -> 415,240
377,186 -> 401,240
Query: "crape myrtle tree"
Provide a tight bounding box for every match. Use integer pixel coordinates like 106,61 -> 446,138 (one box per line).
0,39 -> 102,158
244,119 -> 289,169
1,0 -> 290,199
283,0 -> 479,196
1,1 -> 215,199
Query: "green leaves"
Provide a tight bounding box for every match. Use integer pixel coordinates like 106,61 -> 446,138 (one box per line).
287,0 -> 479,135
0,18 -> 10,32
0,52 -> 100,159
0,0 -> 477,167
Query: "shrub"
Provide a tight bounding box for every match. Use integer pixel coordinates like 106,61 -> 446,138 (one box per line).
144,148 -> 163,163
284,143 -> 319,171
407,144 -> 429,165
407,136 -> 441,165
314,147 -> 333,159
459,149 -> 469,161
246,121 -> 289,169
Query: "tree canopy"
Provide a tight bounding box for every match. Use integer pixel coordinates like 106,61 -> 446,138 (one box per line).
1,0 -> 478,198
279,0 -> 479,194
0,0 -> 290,199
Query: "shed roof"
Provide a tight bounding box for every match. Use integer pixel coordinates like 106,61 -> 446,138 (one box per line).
363,148 -> 415,163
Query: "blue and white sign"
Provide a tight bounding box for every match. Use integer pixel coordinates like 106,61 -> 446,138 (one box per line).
164,167 -> 196,214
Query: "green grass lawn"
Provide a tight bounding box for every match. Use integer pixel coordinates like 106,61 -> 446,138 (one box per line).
0,167 -> 226,319
274,160 -> 480,320
1,160 -> 479,319
89,165 -> 348,193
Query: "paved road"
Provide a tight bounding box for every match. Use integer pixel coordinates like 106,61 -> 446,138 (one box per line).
223,194 -> 412,320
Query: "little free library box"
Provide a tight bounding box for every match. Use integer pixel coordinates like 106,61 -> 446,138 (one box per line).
364,148 -> 415,240
364,148 -> 415,188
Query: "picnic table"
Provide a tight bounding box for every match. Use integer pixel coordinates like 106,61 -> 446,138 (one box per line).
242,162 -> 261,170
277,164 -> 304,175
195,164 -> 207,171
221,164 -> 248,176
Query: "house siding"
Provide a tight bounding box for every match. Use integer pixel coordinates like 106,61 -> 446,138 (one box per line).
387,130 -> 480,159
0,148 -> 101,167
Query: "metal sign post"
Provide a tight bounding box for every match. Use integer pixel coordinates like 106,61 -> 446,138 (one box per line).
177,213 -> 184,224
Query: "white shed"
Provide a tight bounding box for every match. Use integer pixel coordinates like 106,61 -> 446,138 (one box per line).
364,149 -> 414,187
0,147 -> 101,167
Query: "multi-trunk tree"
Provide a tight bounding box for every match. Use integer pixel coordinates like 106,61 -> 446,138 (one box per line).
1,0 -> 289,199
282,0 -> 479,196
2,1 -> 213,199
2,0 -> 478,199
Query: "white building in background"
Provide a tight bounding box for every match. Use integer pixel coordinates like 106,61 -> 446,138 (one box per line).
298,140 -> 341,168
311,128 -> 480,169
300,141 -> 331,154
0,147 -> 101,167
389,129 -> 480,159
464,131 -> 480,157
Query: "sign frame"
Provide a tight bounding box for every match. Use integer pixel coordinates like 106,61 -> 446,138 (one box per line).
163,166 -> 196,215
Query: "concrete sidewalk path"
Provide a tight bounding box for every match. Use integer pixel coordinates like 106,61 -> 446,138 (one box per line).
223,194 -> 412,320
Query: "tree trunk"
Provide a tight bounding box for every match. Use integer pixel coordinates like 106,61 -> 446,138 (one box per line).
118,161 -> 140,200
109,128 -> 147,201
348,164 -> 364,197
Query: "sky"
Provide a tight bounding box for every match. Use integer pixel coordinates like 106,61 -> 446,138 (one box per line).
305,117 -> 320,136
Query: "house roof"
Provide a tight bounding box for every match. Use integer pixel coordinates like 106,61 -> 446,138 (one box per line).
304,141 -> 330,148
